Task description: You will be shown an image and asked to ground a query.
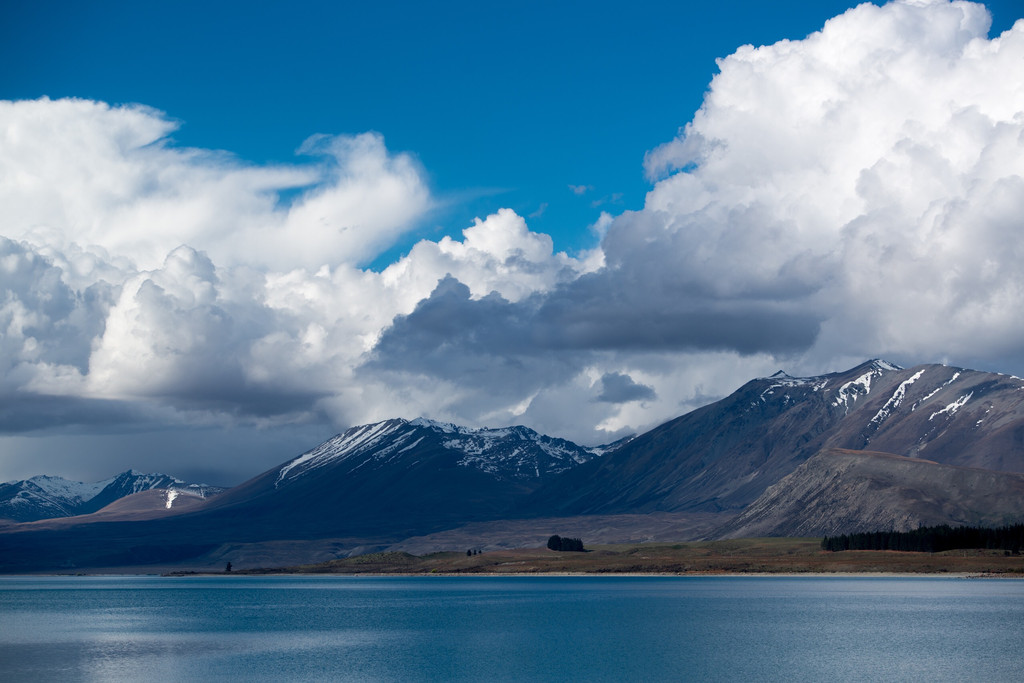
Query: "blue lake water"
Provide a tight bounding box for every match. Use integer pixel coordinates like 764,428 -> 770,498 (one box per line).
1,575 -> 1022,681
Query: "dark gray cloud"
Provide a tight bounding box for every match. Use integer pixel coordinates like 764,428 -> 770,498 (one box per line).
0,395 -> 147,434
0,422 -> 333,486
362,277 -> 589,419
367,252 -> 821,382
595,372 -> 657,403
362,261 -> 819,428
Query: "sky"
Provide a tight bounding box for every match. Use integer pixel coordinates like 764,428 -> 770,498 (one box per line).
2,0 -> 1024,485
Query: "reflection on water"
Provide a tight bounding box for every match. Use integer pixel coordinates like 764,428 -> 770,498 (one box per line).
1,575 -> 1022,681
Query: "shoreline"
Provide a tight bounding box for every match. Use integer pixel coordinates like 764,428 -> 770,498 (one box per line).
7,538 -> 1023,577
2,569 -> 1015,581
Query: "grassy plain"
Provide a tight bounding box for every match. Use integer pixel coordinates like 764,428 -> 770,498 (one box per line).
235,538 -> 1024,576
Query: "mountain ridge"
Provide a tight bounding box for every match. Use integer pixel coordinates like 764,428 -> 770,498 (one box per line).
0,470 -> 224,523
526,360 -> 1024,519
274,417 -> 614,488
3,359 -> 1024,572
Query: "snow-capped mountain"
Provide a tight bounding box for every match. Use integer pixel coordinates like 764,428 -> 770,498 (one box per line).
5,359 -> 1024,572
534,359 -> 1024,519
177,416 -> 626,544
752,360 -> 1024,471
275,417 -> 609,487
0,470 -> 224,523
0,419 -> 626,570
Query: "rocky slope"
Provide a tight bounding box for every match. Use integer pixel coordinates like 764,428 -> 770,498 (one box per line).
715,449 -> 1024,538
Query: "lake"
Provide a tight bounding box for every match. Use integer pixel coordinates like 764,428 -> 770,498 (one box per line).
1,575 -> 1021,681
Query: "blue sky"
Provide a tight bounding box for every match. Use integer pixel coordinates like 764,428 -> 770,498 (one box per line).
3,1 -> 1024,485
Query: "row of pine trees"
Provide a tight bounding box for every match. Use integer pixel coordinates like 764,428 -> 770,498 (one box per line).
822,523 -> 1024,553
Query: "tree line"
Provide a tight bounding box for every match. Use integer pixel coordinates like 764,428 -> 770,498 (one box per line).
821,523 -> 1024,553
547,535 -> 585,552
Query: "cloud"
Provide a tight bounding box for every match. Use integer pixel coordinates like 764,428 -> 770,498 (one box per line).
358,0 -> 1024,437
595,372 -> 657,403
590,192 -> 623,208
280,132 -> 432,268
380,208 -> 592,305
0,98 -> 598,452
4,1 -> 1024,481
0,237 -> 108,394
0,98 -> 429,271
627,0 -> 1024,369
360,276 -> 582,424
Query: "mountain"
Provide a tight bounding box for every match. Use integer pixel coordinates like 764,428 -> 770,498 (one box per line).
715,449 -> 1024,539
0,418 -> 619,571
11,487 -> 216,527
530,360 -> 1024,518
4,360 -> 1024,572
276,417 -> 607,484
0,470 -> 224,523
192,417 -> 613,539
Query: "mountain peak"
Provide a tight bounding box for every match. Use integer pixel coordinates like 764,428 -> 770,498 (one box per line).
862,359 -> 902,372
409,417 -> 459,432
274,417 -> 602,488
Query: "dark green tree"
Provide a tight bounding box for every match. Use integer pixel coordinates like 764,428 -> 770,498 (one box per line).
547,535 -> 585,552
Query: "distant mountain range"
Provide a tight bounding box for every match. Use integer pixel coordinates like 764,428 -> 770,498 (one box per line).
2,359 -> 1024,572
0,470 -> 224,523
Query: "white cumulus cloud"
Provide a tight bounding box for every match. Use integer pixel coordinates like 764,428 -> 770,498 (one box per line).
0,98 -> 430,272
0,97 -> 596,451
628,0 -> 1024,368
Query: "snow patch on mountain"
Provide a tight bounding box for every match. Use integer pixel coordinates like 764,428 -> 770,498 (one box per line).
451,426 -> 597,478
20,474 -> 114,505
929,392 -> 973,421
832,372 -> 874,411
398,436 -> 425,454
911,371 -> 962,411
831,362 -> 898,411
753,371 -> 817,406
409,417 -> 459,433
276,419 -> 413,485
585,435 -> 634,456
870,369 -> 926,425
756,362 -> 900,409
